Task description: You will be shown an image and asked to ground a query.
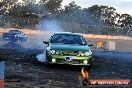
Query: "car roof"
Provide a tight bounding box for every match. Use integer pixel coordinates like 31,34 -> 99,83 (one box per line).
10,30 -> 20,31
54,32 -> 82,36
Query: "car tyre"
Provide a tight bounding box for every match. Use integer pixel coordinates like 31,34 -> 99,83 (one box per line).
45,51 -> 49,65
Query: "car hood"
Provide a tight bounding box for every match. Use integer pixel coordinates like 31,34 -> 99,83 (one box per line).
49,44 -> 89,52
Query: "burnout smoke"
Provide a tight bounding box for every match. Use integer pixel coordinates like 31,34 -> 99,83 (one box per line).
36,18 -> 64,63
36,51 -> 46,62
38,19 -> 63,32
36,19 -> 64,62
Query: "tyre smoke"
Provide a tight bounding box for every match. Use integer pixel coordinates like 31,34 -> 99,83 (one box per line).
36,19 -> 64,62
37,19 -> 63,32
36,50 -> 46,62
36,53 -> 46,62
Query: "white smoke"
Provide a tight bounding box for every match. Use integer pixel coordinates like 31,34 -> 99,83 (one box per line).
37,19 -> 63,32
36,50 -> 46,62
36,54 -> 46,62
36,19 -> 64,62
36,51 -> 46,62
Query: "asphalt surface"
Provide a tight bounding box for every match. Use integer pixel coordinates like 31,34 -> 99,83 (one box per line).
0,34 -> 131,88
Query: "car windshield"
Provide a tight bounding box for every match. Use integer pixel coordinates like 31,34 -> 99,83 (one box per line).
9,30 -> 21,34
50,34 -> 87,45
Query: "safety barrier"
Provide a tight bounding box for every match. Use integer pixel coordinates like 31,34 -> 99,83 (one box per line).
82,34 -> 132,41
0,61 -> 5,88
0,28 -> 132,40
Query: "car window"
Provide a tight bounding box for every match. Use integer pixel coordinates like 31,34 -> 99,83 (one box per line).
50,34 -> 87,45
9,30 -> 21,34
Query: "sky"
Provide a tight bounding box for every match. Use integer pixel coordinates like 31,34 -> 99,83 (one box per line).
62,0 -> 132,15
0,0 -> 132,15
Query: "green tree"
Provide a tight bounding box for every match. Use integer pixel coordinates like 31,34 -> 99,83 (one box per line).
0,0 -> 63,27
87,5 -> 121,34
118,14 -> 132,35
59,1 -> 81,22
45,0 -> 63,14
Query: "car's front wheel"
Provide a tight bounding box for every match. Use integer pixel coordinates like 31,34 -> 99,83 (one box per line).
84,65 -> 91,72
84,59 -> 93,72
45,51 -> 49,65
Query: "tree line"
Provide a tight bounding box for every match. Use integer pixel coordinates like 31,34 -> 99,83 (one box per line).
0,0 -> 132,36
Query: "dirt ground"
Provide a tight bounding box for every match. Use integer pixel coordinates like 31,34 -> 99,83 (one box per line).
0,33 -> 131,88
2,48 -> 131,88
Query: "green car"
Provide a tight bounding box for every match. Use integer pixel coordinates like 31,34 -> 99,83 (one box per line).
43,32 -> 93,66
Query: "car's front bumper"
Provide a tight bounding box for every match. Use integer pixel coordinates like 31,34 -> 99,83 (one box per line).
46,54 -> 92,66
18,37 -> 27,42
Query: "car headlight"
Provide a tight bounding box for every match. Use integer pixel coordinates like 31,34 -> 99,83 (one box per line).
79,51 -> 92,56
50,50 -> 62,55
50,50 -> 56,54
83,60 -> 88,64
84,52 -> 91,56
56,51 -> 60,55
52,58 -> 56,63
80,52 -> 85,56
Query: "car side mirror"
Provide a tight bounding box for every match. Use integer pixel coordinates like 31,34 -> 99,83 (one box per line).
86,40 -> 93,46
43,41 -> 49,44
88,44 -> 93,46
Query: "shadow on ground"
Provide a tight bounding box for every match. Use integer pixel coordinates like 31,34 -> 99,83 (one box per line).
1,42 -> 23,49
